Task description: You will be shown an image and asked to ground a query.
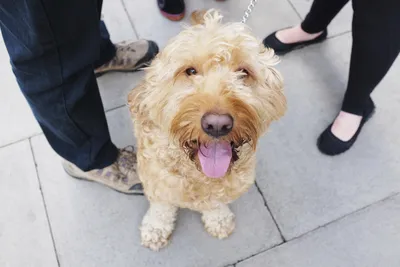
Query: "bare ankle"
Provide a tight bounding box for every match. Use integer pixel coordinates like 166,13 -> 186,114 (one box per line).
276,25 -> 323,44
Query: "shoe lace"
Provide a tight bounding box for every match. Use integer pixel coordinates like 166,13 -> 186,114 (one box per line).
118,146 -> 136,167
117,146 -> 138,181
94,146 -> 137,184
95,165 -> 127,183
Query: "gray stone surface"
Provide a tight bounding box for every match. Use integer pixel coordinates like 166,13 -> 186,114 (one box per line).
289,0 -> 353,36
256,34 -> 400,239
31,132 -> 282,267
237,194 -> 400,267
106,106 -> 137,148
98,72 -> 143,111
123,0 -> 300,49
102,0 -> 138,43
0,141 -> 57,267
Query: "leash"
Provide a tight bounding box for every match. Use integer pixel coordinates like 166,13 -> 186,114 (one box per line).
241,0 -> 258,24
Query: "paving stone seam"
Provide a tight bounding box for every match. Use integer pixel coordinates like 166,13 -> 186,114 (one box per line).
0,132 -> 42,150
120,0 -> 140,40
327,30 -> 352,40
29,138 -> 61,267
105,103 -> 126,113
227,191 -> 400,266
226,240 -> 284,267
286,0 -> 303,19
255,180 -> 286,242
0,104 -> 127,150
285,191 -> 400,241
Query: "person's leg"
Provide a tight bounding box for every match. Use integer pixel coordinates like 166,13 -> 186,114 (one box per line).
0,0 -> 141,193
278,0 -> 349,43
341,0 -> 400,115
95,20 -> 117,69
93,19 -> 159,76
300,0 -> 349,34
263,0 -> 349,54
318,0 -> 400,155
0,0 -> 116,170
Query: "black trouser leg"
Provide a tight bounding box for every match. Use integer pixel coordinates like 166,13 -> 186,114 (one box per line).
341,0 -> 400,115
0,0 -> 118,171
301,0 -> 350,33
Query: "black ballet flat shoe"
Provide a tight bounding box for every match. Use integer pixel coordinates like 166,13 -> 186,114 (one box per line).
263,28 -> 328,55
317,99 -> 376,156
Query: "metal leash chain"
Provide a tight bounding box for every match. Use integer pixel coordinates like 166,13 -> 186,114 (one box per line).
241,0 -> 258,24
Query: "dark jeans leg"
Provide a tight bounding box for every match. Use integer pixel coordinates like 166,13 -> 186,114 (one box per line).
95,20 -> 116,68
301,0 -> 350,33
341,0 -> 400,115
0,0 -> 118,171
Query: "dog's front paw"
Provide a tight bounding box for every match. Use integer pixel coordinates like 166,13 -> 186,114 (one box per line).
140,223 -> 172,251
140,203 -> 178,251
202,205 -> 235,239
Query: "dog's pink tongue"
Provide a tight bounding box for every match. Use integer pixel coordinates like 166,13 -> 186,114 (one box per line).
198,141 -> 232,178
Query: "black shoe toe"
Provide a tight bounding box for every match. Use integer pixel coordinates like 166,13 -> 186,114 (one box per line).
317,99 -> 376,156
317,125 -> 353,156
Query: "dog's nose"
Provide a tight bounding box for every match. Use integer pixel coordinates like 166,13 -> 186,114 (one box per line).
201,113 -> 233,137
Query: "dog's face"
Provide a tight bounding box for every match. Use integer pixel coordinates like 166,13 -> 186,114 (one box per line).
131,10 -> 286,178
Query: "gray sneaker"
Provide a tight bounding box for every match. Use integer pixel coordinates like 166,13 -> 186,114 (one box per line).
62,146 -> 143,194
95,39 -> 159,76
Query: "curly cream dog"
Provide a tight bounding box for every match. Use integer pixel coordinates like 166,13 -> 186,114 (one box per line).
128,9 -> 286,251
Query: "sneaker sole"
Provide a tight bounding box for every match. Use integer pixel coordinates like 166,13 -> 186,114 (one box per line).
62,162 -> 144,195
95,61 -> 152,78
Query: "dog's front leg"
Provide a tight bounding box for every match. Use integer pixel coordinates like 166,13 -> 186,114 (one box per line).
201,203 -> 235,239
140,202 -> 178,251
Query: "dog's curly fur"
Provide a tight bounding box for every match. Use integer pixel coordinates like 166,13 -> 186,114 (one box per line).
128,9 -> 286,251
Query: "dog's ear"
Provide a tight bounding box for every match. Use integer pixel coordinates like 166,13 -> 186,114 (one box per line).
259,46 -> 287,121
128,79 -> 155,124
190,10 -> 207,25
127,62 -> 169,125
128,81 -> 146,120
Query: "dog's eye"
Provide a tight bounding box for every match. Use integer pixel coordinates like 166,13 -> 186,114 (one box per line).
185,67 -> 197,76
237,68 -> 249,78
